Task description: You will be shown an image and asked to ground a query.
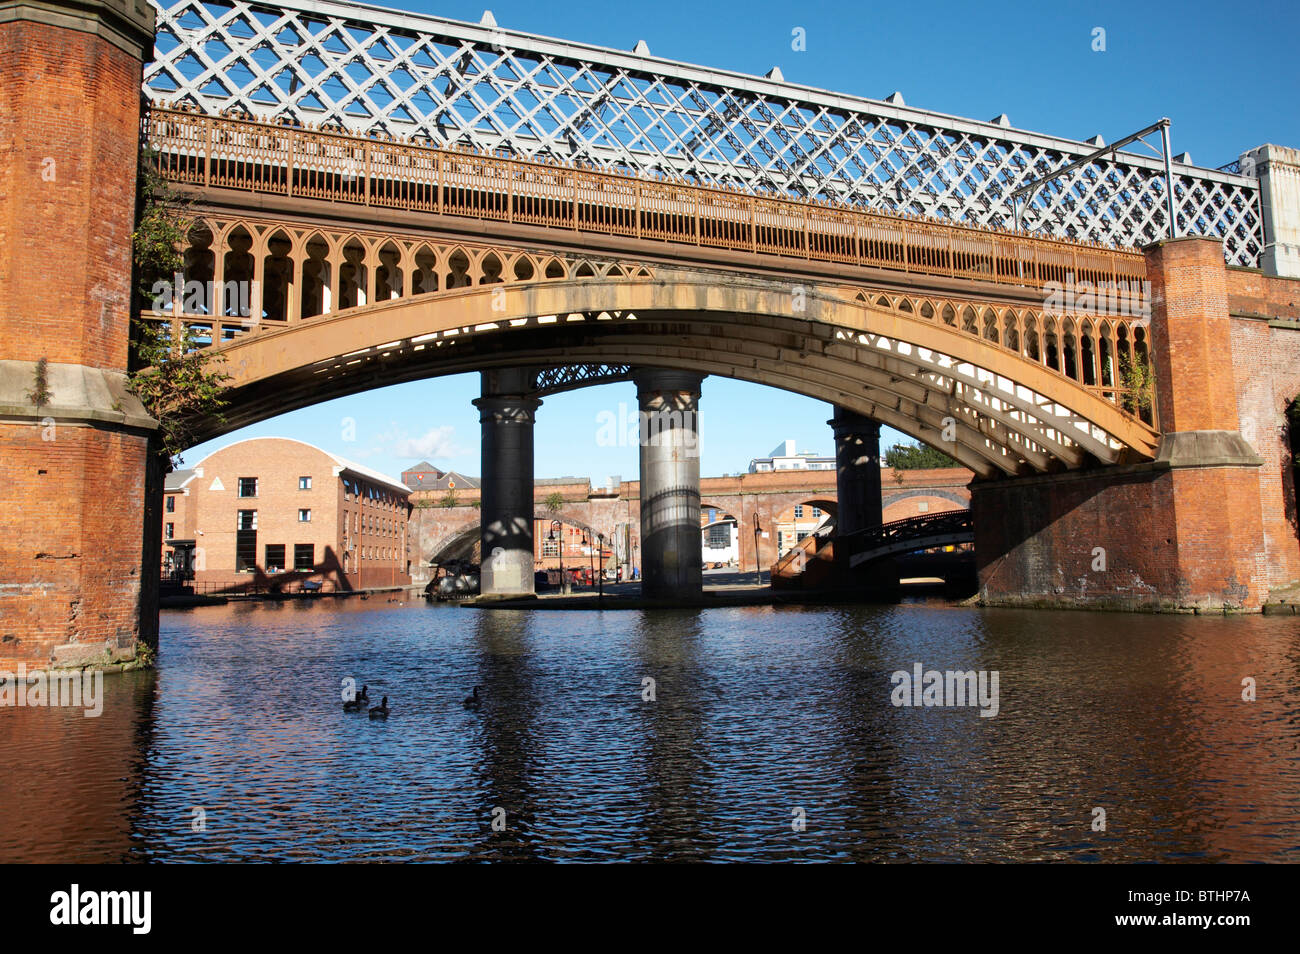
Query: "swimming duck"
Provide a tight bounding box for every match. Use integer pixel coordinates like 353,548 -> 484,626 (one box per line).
369,696 -> 389,719
462,686 -> 482,710
342,684 -> 370,713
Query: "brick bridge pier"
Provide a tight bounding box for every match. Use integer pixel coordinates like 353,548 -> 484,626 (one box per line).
0,0 -> 160,669
975,238 -> 1300,611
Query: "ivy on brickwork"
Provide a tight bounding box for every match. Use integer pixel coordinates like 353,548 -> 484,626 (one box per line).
1119,353 -> 1156,417
127,147 -> 229,465
27,357 -> 51,408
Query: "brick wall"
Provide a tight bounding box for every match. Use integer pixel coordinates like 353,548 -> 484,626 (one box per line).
973,466 -> 1273,611
1229,317 -> 1300,586
181,438 -> 411,590
1226,267 -> 1300,320
0,20 -> 142,369
882,491 -> 968,523
1148,239 -> 1240,432
160,475 -> 197,565
0,14 -> 153,668
974,469 -> 1179,609
408,466 -> 973,578
0,424 -> 151,667
976,238 -> 1273,611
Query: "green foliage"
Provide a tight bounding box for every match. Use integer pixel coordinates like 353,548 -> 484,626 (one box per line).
131,149 -> 190,303
27,357 -> 51,408
545,491 -> 565,512
127,148 -> 229,466
129,320 -> 230,462
440,488 -> 459,508
1118,352 -> 1155,416
884,442 -> 959,469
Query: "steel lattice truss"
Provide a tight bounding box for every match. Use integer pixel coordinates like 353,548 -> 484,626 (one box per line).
531,364 -> 633,397
145,0 -> 1263,265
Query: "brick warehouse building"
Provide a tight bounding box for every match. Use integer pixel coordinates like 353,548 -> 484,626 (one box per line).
162,437 -> 412,591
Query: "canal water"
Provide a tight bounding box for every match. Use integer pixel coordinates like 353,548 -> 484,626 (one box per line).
1,600 -> 1298,862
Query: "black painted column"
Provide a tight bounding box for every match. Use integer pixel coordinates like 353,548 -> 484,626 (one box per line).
474,368 -> 540,597
829,407 -> 883,535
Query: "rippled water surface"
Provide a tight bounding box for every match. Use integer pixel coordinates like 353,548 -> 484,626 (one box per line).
2,600 -> 1299,862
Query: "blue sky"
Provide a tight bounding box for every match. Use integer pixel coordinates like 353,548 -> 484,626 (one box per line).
181,0 -> 1300,482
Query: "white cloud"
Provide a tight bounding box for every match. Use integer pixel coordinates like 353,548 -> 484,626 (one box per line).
387,424 -> 463,460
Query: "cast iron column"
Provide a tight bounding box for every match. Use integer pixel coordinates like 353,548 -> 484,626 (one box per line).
474,368 -> 540,597
635,369 -> 704,600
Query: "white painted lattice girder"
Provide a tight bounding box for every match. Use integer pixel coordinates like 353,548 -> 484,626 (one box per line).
859,333 -> 1130,471
144,0 -> 1262,265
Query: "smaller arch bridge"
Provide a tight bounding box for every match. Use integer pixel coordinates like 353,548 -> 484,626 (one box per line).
844,511 -> 976,568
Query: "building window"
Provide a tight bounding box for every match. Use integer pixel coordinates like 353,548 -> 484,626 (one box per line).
918,501 -> 929,513
299,476 -> 312,490
165,495 -> 175,513
265,544 -> 285,572
236,512 -> 258,573
794,505 -> 804,518
542,539 -> 559,557
165,522 -> 174,539
298,508 -> 312,522
706,523 -> 730,548
294,544 -> 315,571
238,477 -> 258,498
812,507 -> 821,518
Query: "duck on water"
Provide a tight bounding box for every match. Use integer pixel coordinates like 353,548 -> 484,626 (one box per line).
342,685 -> 370,713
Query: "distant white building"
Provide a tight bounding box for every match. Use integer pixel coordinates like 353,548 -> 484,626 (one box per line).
748,439 -> 835,473
701,507 -> 740,566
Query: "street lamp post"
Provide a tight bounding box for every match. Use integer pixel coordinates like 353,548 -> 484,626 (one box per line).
582,532 -> 595,592
549,519 -> 566,594
752,514 -> 763,586
596,532 -> 605,604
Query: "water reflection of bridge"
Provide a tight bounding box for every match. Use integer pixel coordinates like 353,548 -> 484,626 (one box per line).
4,0 -> 1299,669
